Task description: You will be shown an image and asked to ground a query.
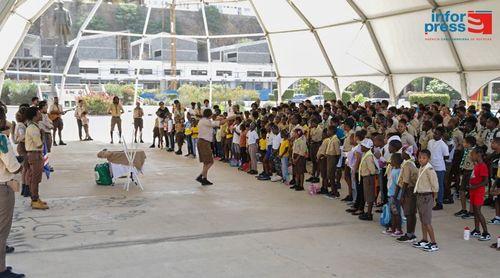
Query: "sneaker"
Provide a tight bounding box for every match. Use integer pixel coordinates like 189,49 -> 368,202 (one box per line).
312,177 -> 320,183
443,198 -> 454,204
412,240 -> 429,249
454,210 -> 467,217
294,186 -> 304,191
305,177 -> 315,182
59,141 -> 67,146
31,200 -> 49,210
0,268 -> 25,278
258,175 -> 271,181
358,213 -> 373,221
324,192 -> 336,200
489,217 -> 500,225
461,211 -> 474,219
196,175 -> 203,183
247,170 -> 258,175
345,208 -> 357,213
318,187 -> 329,195
478,232 -> 491,241
391,230 -> 404,237
382,228 -> 394,235
432,204 -> 443,211
470,229 -> 481,238
423,242 -> 439,252
397,234 -> 417,243
271,175 -> 282,182
140,140 -> 144,143
149,144 -> 155,148
5,245 -> 14,254
200,178 -> 213,186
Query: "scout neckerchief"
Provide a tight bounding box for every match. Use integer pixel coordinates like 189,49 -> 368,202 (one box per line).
414,162 -> 433,193
0,134 -> 8,154
359,149 -> 374,180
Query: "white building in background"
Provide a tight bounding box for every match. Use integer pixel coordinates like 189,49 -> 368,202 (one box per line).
144,0 -> 254,16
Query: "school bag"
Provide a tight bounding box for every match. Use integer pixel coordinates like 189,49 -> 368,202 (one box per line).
379,203 -> 391,227
95,163 -> 113,186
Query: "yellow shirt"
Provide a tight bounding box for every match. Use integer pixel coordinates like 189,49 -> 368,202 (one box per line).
185,127 -> 192,136
192,126 -> 199,139
326,135 -> 341,156
259,138 -> 267,151
25,122 -> 43,151
108,103 -> 124,117
279,139 -> 290,157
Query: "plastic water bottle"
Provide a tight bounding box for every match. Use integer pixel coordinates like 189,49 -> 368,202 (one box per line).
464,227 -> 470,240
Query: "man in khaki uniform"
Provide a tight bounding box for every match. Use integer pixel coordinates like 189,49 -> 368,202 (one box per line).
0,114 -> 24,277
358,138 -> 378,221
108,96 -> 124,144
25,107 -> 48,210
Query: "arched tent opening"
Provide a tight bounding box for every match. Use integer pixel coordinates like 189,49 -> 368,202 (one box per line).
342,80 -> 390,104
398,76 -> 461,107
468,77 -> 500,113
279,78 -> 335,104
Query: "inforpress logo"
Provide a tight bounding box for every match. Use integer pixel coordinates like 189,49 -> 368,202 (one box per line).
468,11 -> 493,34
425,10 -> 493,40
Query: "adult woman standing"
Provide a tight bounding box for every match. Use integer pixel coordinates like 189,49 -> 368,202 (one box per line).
196,109 -> 233,186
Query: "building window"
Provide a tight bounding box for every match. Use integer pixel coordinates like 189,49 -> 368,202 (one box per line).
216,70 -> 232,77
110,68 -> 129,75
135,69 -> 153,75
164,69 -> 181,76
264,71 -> 276,77
154,50 -> 162,58
80,68 -> 99,74
247,71 -> 262,77
227,52 -> 237,59
191,70 -> 208,76
23,49 -> 31,57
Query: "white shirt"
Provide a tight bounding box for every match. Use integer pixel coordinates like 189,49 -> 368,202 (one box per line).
266,133 -> 275,147
232,125 -> 241,144
247,130 -> 258,145
198,117 -> 220,142
0,136 -> 21,183
427,139 -> 449,171
272,133 -> 282,150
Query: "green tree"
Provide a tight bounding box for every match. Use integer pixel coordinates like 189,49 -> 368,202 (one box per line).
351,93 -> 367,103
77,15 -> 109,30
204,6 -> 223,34
115,3 -> 146,34
426,79 -> 461,100
297,79 -> 320,96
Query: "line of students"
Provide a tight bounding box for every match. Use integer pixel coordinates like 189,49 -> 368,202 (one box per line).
168,99 -> 499,252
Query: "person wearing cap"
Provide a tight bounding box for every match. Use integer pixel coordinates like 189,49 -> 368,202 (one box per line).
358,138 -> 378,221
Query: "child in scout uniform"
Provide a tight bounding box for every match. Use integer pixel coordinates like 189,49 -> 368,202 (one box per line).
396,146 -> 419,243
317,129 -> 330,195
326,125 -> 341,198
358,138 -> 378,221
341,118 -> 356,202
455,136 -> 476,218
413,150 -> 440,252
291,127 -> 308,191
307,119 -> 323,183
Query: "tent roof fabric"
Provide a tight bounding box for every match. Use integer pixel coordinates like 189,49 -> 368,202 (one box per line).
1,0 -> 499,102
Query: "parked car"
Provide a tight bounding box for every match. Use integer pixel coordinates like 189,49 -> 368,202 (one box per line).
290,94 -> 307,104
307,95 -> 324,106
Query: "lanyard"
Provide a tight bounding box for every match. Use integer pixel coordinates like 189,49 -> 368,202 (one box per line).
414,163 -> 432,193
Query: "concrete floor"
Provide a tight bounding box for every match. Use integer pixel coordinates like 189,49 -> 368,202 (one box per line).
3,111 -> 499,277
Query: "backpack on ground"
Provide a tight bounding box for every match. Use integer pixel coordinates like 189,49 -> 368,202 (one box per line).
95,163 -> 113,186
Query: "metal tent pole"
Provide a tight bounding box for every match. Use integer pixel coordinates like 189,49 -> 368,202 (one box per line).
201,0 -> 213,104
133,6 -> 152,104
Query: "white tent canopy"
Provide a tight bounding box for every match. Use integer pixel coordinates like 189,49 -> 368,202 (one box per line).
1,0 -> 499,103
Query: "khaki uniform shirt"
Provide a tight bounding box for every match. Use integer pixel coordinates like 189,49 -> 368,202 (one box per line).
292,136 -> 308,157
452,128 -> 464,150
0,136 -> 21,183
414,164 -> 439,193
326,135 -> 340,156
343,129 -> 355,152
25,122 -> 43,151
366,125 -> 377,138
309,126 -> 323,143
39,113 -> 53,133
133,107 -> 144,119
398,160 -> 418,188
359,152 -> 377,177
317,138 -> 329,158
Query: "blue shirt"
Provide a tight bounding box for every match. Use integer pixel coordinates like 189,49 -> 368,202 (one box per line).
388,168 -> 401,199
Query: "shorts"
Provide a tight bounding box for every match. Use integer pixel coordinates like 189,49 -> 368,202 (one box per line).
27,151 -> 43,185
459,170 -> 472,192
153,127 -> 160,137
233,143 -> 241,154
309,142 -> 321,162
362,175 -> 376,203
52,117 -> 63,130
134,118 -> 144,129
319,157 -> 328,179
402,187 -> 417,216
469,186 -> 485,206
176,132 -> 185,144
111,117 -> 122,130
417,193 -> 433,225
197,139 -> 213,164
294,155 -> 306,175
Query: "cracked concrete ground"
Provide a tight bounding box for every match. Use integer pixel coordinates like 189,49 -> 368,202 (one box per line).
4,110 -> 500,278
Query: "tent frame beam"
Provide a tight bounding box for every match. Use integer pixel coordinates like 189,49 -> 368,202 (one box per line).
201,0 -> 214,104
132,6 -> 152,105
286,0 -> 341,100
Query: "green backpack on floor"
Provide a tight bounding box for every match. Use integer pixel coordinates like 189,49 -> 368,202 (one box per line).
95,163 -> 113,186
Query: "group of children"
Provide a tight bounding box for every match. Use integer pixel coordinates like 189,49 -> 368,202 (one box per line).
150,99 -> 500,252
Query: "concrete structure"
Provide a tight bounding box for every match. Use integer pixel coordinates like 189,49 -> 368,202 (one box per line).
3,108 -> 499,278
211,39 -> 271,64
131,35 -> 199,62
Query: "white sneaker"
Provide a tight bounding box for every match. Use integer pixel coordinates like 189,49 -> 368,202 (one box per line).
412,240 -> 429,249
423,243 -> 439,252
271,175 -> 282,182
489,217 -> 500,225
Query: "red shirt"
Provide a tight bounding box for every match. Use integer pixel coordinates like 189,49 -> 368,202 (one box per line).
469,162 -> 488,186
